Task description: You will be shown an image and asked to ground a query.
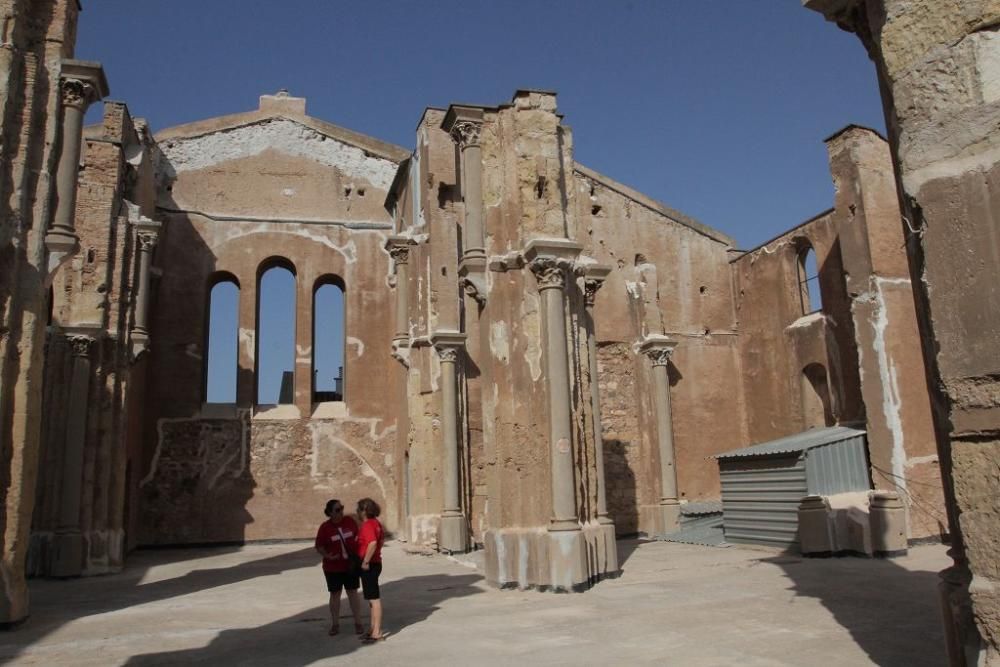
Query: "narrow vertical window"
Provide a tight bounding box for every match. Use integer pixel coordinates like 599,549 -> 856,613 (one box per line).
257,261 -> 296,405
312,277 -> 345,402
798,246 -> 822,314
205,276 -> 239,403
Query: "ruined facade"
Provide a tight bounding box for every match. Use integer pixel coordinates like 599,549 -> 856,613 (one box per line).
0,2 -> 988,663
807,1 -> 1000,663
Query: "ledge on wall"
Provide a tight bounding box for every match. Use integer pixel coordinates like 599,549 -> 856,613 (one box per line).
311,402 -> 347,419
253,404 -> 301,420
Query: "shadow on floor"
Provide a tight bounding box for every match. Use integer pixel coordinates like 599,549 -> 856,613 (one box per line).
764,553 -> 946,667
0,546 -> 323,661
122,572 -> 484,665
615,537 -> 647,569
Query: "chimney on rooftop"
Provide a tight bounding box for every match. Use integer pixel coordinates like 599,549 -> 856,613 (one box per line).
259,89 -> 306,115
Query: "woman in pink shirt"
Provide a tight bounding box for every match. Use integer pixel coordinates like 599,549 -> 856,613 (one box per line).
355,497 -> 386,642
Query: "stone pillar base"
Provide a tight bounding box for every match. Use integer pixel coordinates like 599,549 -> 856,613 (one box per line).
484,524 -> 619,592
438,513 -> 469,554
656,500 -> 682,536
50,530 -> 84,578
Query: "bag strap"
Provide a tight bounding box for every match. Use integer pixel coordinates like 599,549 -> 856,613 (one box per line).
335,526 -> 349,559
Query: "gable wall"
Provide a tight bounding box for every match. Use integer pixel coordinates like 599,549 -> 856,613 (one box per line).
139,115 -> 405,545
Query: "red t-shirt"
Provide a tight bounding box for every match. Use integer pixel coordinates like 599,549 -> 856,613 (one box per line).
356,518 -> 384,564
315,516 -> 359,573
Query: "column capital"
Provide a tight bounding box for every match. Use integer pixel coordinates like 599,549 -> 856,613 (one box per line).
384,235 -> 416,265
65,333 -> 96,358
529,256 -> 570,290
639,334 -> 677,366
525,238 -> 582,291
431,330 -> 466,363
59,60 -> 109,111
579,264 -> 612,307
441,105 -> 485,149
137,231 -> 159,252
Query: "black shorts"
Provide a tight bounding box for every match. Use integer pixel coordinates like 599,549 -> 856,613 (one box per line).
360,562 -> 382,600
324,570 -> 360,593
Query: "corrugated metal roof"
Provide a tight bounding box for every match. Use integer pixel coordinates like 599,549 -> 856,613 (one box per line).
713,425 -> 866,460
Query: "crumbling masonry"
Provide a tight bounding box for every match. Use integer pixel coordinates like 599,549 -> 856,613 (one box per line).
0,1 -> 993,663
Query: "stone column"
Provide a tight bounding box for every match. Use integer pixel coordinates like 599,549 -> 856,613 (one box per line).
130,219 -> 161,359
443,106 -> 487,302
640,334 -> 681,534
45,61 -> 108,279
431,330 -> 468,553
525,241 -> 583,531
582,265 -> 613,525
385,236 -> 416,344
51,331 -> 96,577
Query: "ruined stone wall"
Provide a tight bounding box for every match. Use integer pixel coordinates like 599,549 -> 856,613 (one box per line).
0,0 -> 80,623
31,101 -> 155,576
825,126 -> 944,540
807,1 -> 1000,660
140,96 -> 409,544
732,211 -> 862,443
574,167 -> 745,533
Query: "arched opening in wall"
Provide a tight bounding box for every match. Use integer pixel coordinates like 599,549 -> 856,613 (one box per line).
204,274 -> 240,404
797,244 -> 822,315
801,363 -> 835,429
256,259 -> 297,406
312,276 -> 345,403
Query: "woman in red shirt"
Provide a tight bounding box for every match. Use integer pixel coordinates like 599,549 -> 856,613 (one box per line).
355,497 -> 386,642
314,499 -> 364,636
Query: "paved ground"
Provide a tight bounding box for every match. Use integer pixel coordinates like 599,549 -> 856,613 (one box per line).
0,539 -> 948,666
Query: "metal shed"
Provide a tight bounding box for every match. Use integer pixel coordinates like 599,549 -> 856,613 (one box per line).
714,425 -> 871,547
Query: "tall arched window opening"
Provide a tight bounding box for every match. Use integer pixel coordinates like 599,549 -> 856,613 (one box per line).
797,245 -> 822,315
256,260 -> 296,405
205,275 -> 240,404
312,277 -> 345,402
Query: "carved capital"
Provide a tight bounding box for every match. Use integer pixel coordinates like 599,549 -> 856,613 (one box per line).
137,231 -> 159,252
388,245 -> 410,265
66,334 -> 95,358
61,77 -> 98,110
436,346 -> 461,363
583,278 -> 605,307
450,120 -> 482,148
460,276 -> 486,307
529,256 -> 569,290
645,347 -> 674,367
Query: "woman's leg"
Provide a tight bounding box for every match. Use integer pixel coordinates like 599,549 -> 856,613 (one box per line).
345,587 -> 364,633
328,589 -> 342,634
369,599 -> 383,638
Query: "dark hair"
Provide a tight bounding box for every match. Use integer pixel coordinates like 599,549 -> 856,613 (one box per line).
356,497 -> 381,519
324,499 -> 342,517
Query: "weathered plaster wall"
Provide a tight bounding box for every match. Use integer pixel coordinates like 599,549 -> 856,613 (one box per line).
733,211 -> 863,444
575,167 -> 745,533
140,94 -> 408,544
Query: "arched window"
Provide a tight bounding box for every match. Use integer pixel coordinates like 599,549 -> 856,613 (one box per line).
797,245 -> 822,315
256,260 -> 296,405
205,274 -> 240,403
312,276 -> 345,403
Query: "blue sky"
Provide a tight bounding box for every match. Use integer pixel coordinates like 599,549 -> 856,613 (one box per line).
76,2 -> 882,401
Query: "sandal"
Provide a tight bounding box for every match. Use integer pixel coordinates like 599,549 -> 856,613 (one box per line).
355,623 -> 366,636
328,625 -> 340,636
362,632 -> 388,643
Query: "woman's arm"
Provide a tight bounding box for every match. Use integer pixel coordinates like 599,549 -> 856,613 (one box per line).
361,541 -> 377,570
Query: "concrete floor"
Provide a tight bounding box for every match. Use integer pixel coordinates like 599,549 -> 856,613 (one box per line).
0,539 -> 948,666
